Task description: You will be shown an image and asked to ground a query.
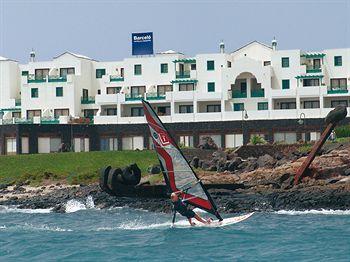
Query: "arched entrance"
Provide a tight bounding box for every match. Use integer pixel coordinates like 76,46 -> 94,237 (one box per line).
231,72 -> 264,98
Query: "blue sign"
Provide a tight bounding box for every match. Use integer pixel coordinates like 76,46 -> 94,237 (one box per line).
132,32 -> 154,55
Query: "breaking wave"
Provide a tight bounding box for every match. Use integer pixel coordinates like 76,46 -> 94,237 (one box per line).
0,223 -> 72,232
276,209 -> 350,215
0,205 -> 52,214
65,196 -> 95,213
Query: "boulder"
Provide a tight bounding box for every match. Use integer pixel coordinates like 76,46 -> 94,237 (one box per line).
257,154 -> 276,168
148,164 -> 161,174
191,157 -> 200,169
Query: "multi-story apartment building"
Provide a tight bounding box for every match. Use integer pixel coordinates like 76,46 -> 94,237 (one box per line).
0,40 -> 349,154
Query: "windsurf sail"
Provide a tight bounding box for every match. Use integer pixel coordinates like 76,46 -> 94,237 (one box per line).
142,100 -> 222,221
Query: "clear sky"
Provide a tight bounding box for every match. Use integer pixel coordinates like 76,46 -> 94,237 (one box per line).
0,0 -> 349,63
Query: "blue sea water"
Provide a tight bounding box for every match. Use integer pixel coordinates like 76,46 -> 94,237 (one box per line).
0,198 -> 349,261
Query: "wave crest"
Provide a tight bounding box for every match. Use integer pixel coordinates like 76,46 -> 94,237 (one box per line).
276,209 -> 350,215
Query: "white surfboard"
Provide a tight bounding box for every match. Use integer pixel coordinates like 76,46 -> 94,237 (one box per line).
173,212 -> 254,228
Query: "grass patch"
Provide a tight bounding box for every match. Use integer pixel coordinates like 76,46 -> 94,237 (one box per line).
0,150 -> 158,185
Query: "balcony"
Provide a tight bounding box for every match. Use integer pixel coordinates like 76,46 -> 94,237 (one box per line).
306,67 -> 322,74
125,93 -> 144,101
110,75 -> 124,82
81,96 -> 95,104
14,118 -> 33,124
250,89 -> 265,98
232,90 -> 247,98
27,75 -> 67,83
15,99 -> 21,106
41,117 -> 59,124
146,93 -> 166,100
48,76 -> 67,82
176,71 -> 191,79
327,88 -> 348,94
27,74 -> 46,83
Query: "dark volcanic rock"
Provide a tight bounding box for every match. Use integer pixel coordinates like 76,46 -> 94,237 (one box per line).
257,154 -> 276,168
191,157 -> 200,169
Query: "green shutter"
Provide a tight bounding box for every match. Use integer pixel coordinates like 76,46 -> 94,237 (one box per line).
134,64 -> 142,75
207,60 -> 215,71
21,71 -> 29,76
56,87 -> 63,97
31,88 -> 38,98
282,79 -> 290,89
207,82 -> 215,92
161,63 -> 168,73
258,102 -> 268,110
233,103 -> 244,111
96,69 -> 106,78
281,57 -> 289,68
334,56 -> 342,66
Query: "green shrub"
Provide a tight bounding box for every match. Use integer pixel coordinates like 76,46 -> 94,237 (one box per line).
335,125 -> 350,138
250,135 -> 267,145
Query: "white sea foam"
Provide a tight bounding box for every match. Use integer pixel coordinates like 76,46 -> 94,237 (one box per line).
65,196 -> 96,213
0,206 -> 52,214
0,225 -> 6,230
276,209 -> 350,215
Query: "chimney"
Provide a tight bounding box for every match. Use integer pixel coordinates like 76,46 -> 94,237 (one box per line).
219,40 -> 225,53
271,37 -> 277,51
30,49 -> 36,62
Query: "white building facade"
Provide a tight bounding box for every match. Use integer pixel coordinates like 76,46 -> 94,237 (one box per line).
0,40 -> 349,154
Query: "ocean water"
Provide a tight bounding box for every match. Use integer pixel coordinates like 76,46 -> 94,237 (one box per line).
0,198 -> 349,261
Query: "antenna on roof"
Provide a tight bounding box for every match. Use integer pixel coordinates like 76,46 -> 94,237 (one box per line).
271,37 -> 277,51
30,48 -> 36,62
219,40 -> 225,53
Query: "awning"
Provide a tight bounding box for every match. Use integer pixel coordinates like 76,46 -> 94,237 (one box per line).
300,53 -> 326,58
173,58 -> 196,63
295,74 -> 324,79
171,79 -> 198,84
0,108 -> 21,113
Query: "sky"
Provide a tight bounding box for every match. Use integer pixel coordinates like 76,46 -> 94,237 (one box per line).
0,0 -> 349,63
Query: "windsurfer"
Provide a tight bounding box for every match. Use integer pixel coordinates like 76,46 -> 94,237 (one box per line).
171,191 -> 212,226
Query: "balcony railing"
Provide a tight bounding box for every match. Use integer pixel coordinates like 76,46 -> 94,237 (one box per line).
146,93 -> 166,100
41,117 -> 59,124
251,89 -> 265,97
327,87 -> 348,94
125,93 -> 145,101
15,99 -> 21,106
14,118 -> 33,124
27,74 -> 46,83
306,67 -> 322,74
232,90 -> 247,98
110,75 -> 124,82
176,71 -> 191,79
81,96 -> 95,104
48,76 -> 67,82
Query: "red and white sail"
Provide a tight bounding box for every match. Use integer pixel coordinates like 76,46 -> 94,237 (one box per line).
142,100 -> 222,220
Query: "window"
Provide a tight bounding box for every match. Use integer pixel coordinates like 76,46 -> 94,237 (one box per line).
107,87 -> 121,94
225,134 -> 243,148
106,108 -> 118,115
27,110 -> 41,118
157,85 -> 172,95
233,103 -> 244,111
56,87 -> 63,97
207,104 -> 221,112
207,60 -> 215,71
160,63 -> 168,73
74,138 -> 89,152
5,138 -> 16,155
313,59 -> 321,69
304,101 -> 320,109
134,64 -> 142,75
207,82 -> 215,92
334,56 -> 342,66
274,132 -> 297,144
282,79 -> 290,89
157,106 -> 170,116
179,105 -> 193,113
258,102 -> 268,110
82,89 -> 88,99
331,100 -> 348,108
31,88 -> 39,98
84,109 -> 97,118
190,64 -> 196,70
96,69 -> 106,78
281,57 -> 289,68
330,78 -> 347,89
179,135 -> 194,148
12,112 -> 21,118
54,109 -> 69,118
303,78 -> 320,87
131,107 -> 144,116
280,102 -> 296,109
97,89 -> 101,95
199,134 -> 222,148
263,61 -> 271,66
240,82 -> 247,94
100,137 -> 118,151
131,86 -> 145,96
227,61 -> 232,68
35,68 -> 49,79
179,83 -> 194,91
60,67 -> 75,77
21,71 -> 29,76
122,136 -> 144,150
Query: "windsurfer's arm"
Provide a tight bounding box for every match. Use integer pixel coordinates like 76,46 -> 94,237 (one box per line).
188,218 -> 195,226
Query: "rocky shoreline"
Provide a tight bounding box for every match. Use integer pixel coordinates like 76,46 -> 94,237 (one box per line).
1,143 -> 350,214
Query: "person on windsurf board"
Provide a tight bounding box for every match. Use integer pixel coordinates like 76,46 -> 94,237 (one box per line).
171,191 -> 212,226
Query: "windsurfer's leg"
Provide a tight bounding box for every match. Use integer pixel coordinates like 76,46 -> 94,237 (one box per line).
194,214 -> 210,224
188,218 -> 195,226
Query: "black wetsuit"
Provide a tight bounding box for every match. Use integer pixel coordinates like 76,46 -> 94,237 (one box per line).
172,199 -> 196,219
